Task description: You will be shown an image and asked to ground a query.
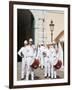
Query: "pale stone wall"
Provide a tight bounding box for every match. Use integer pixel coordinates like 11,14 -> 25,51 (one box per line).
47,12 -> 64,42
30,9 -> 64,46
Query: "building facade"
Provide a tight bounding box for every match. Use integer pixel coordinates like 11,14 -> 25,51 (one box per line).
30,9 -> 64,46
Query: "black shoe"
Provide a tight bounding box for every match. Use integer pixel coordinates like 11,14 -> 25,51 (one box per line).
48,76 -> 51,78
21,78 -> 24,80
44,76 -> 48,78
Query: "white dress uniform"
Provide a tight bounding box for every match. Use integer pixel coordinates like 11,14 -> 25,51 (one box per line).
39,45 -> 45,69
18,46 -> 27,79
49,46 -> 57,78
26,45 -> 36,80
44,47 -> 50,77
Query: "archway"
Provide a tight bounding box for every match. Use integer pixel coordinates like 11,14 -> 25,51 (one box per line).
17,9 -> 34,62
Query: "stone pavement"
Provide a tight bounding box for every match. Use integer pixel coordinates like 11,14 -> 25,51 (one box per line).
17,62 -> 64,80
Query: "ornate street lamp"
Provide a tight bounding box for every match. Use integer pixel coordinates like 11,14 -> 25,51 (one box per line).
49,20 -> 55,42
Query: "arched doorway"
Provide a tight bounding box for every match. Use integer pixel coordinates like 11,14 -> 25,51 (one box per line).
17,9 -> 34,62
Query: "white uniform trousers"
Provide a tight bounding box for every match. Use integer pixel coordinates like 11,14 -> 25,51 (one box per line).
26,57 -> 34,80
40,55 -> 44,68
21,58 -> 26,79
44,57 -> 50,77
49,59 -> 57,79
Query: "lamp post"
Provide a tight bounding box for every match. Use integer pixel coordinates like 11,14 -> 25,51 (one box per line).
49,20 -> 55,42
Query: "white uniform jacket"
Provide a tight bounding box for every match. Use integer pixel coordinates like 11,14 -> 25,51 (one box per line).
49,47 -> 57,65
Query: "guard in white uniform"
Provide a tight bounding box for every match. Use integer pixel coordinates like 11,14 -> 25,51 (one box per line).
26,38 -> 36,80
39,43 -> 45,69
43,46 -> 50,78
49,45 -> 57,79
18,40 -> 28,80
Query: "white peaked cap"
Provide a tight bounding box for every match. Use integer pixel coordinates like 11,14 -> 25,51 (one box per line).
46,42 -> 49,45
29,38 -> 33,42
47,41 -> 52,45
40,42 -> 44,45
53,40 -> 55,44
24,40 -> 28,44
48,41 -> 55,45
